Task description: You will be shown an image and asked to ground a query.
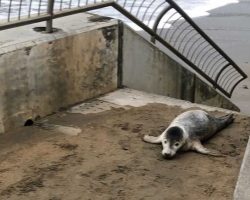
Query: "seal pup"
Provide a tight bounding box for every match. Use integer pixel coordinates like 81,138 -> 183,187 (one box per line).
143,110 -> 234,158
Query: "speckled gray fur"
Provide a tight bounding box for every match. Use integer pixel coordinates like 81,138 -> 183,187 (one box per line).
143,110 -> 234,158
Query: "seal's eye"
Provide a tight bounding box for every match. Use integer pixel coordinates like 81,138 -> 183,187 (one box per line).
174,142 -> 180,147
164,140 -> 167,144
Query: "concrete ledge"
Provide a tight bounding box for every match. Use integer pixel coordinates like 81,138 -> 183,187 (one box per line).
99,88 -> 240,114
0,13 -> 118,53
234,136 -> 250,200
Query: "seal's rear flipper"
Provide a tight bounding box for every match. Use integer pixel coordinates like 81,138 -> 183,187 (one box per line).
216,113 -> 235,131
192,140 -> 226,157
218,113 -> 234,123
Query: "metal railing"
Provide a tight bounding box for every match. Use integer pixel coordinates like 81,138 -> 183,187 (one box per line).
0,0 -> 247,97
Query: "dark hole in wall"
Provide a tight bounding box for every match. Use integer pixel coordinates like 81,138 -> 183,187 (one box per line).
24,119 -> 34,126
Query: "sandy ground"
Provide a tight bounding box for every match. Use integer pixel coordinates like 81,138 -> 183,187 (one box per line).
0,104 -> 249,200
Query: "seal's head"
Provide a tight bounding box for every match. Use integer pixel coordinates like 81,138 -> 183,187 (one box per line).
162,126 -> 185,159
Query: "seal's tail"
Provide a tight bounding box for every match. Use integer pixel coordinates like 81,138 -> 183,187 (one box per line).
216,113 -> 234,131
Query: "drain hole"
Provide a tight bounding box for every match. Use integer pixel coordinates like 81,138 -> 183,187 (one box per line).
33,27 -> 60,33
24,119 -> 34,126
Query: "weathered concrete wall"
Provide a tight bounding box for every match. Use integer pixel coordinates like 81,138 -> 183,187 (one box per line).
122,25 -> 239,111
0,24 -> 118,133
0,17 -> 239,133
194,77 -> 239,111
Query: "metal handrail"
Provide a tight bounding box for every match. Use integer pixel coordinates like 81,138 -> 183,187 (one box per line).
0,0 -> 247,97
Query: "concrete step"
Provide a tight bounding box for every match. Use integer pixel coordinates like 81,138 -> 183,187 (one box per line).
234,136 -> 250,200
97,88 -> 239,113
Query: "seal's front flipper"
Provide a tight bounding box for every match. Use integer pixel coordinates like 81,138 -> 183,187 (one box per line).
192,140 -> 226,157
143,135 -> 162,144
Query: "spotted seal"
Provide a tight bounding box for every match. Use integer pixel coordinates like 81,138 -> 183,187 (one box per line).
143,110 -> 234,158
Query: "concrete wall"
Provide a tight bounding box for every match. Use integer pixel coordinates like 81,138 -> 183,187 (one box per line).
0,18 -> 239,133
122,25 -> 239,111
0,24 -> 118,133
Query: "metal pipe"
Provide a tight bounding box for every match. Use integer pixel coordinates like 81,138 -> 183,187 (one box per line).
46,0 -> 55,33
151,5 -> 172,43
214,63 -> 230,85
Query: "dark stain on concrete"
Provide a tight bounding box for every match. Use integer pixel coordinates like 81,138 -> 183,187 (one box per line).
88,15 -> 112,22
102,27 -> 116,43
24,47 -> 32,56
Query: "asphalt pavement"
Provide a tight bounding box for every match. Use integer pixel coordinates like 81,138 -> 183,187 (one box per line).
190,0 -> 250,115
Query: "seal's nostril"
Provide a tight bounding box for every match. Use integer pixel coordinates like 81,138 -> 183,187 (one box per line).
163,153 -> 172,159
